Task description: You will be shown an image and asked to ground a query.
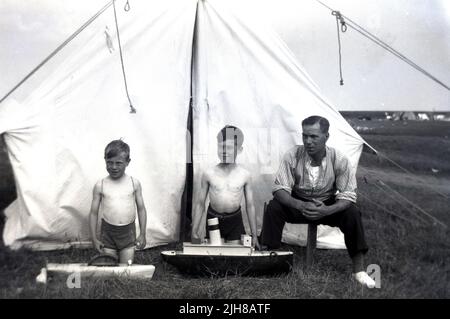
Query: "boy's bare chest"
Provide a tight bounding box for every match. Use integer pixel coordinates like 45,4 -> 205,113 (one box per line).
209,172 -> 246,193
102,180 -> 134,200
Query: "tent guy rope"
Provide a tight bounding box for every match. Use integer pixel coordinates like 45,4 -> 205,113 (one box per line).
376,152 -> 449,200
315,0 -> 450,91
0,1 -> 114,105
361,170 -> 429,224
358,191 -> 412,224
113,0 -> 136,113
332,10 -> 347,85
359,166 -> 448,229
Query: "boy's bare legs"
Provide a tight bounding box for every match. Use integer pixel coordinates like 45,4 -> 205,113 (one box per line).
95,247 -> 135,265
119,246 -> 135,265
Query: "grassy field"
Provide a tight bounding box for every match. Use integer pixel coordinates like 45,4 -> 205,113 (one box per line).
0,119 -> 449,299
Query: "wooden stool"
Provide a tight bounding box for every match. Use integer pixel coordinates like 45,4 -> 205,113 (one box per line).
306,223 -> 317,268
263,202 -> 317,267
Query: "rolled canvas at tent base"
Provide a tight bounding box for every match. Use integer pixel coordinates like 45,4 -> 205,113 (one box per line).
36,263 -> 156,284
283,224 -> 346,249
8,240 -> 94,251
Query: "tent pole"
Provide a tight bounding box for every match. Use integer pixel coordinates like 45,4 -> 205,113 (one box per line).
179,1 -> 199,243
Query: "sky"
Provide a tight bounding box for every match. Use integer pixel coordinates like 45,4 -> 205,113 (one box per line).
0,0 -> 449,111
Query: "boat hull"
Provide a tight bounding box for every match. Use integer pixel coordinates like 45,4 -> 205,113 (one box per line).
161,251 -> 293,276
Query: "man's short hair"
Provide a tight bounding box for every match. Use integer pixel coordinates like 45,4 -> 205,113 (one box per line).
217,125 -> 244,148
302,116 -> 330,133
104,139 -> 130,160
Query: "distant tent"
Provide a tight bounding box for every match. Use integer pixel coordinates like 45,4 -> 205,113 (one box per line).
417,113 -> 430,121
0,0 -> 371,250
392,111 -> 417,121
434,114 -> 450,121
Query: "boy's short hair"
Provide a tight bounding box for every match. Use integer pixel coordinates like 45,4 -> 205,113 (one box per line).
104,140 -> 130,160
217,125 -> 244,148
302,115 -> 330,133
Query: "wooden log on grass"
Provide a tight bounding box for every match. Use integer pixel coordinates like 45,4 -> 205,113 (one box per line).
36,263 -> 155,284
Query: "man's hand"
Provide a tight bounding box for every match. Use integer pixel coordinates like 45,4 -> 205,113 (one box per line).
93,239 -> 105,253
302,199 -> 331,221
192,227 -> 206,243
295,199 -> 320,212
135,234 -> 146,250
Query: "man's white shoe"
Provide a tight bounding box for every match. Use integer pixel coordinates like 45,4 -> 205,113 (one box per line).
353,271 -> 376,288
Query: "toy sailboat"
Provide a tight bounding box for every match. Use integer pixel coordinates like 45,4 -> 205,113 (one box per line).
161,218 -> 293,276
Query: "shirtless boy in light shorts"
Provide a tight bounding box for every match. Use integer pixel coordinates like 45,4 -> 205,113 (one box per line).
89,140 -> 147,264
192,126 -> 260,249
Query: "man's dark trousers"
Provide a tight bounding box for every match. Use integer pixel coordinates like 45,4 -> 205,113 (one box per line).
260,195 -> 368,257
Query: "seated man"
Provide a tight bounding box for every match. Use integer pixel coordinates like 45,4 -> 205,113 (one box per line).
191,125 -> 260,249
260,116 -> 375,288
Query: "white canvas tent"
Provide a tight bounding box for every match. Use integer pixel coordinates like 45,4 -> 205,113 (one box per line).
0,0 -> 369,250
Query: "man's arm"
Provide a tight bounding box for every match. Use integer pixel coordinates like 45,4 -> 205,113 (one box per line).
303,198 -> 352,220
326,199 -> 352,214
334,152 -> 358,203
89,182 -> 103,252
134,179 -> 147,249
243,174 -> 260,249
191,172 -> 209,241
272,147 -> 316,213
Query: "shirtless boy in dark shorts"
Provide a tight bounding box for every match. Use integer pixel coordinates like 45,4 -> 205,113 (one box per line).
89,140 -> 147,264
192,126 -> 260,249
